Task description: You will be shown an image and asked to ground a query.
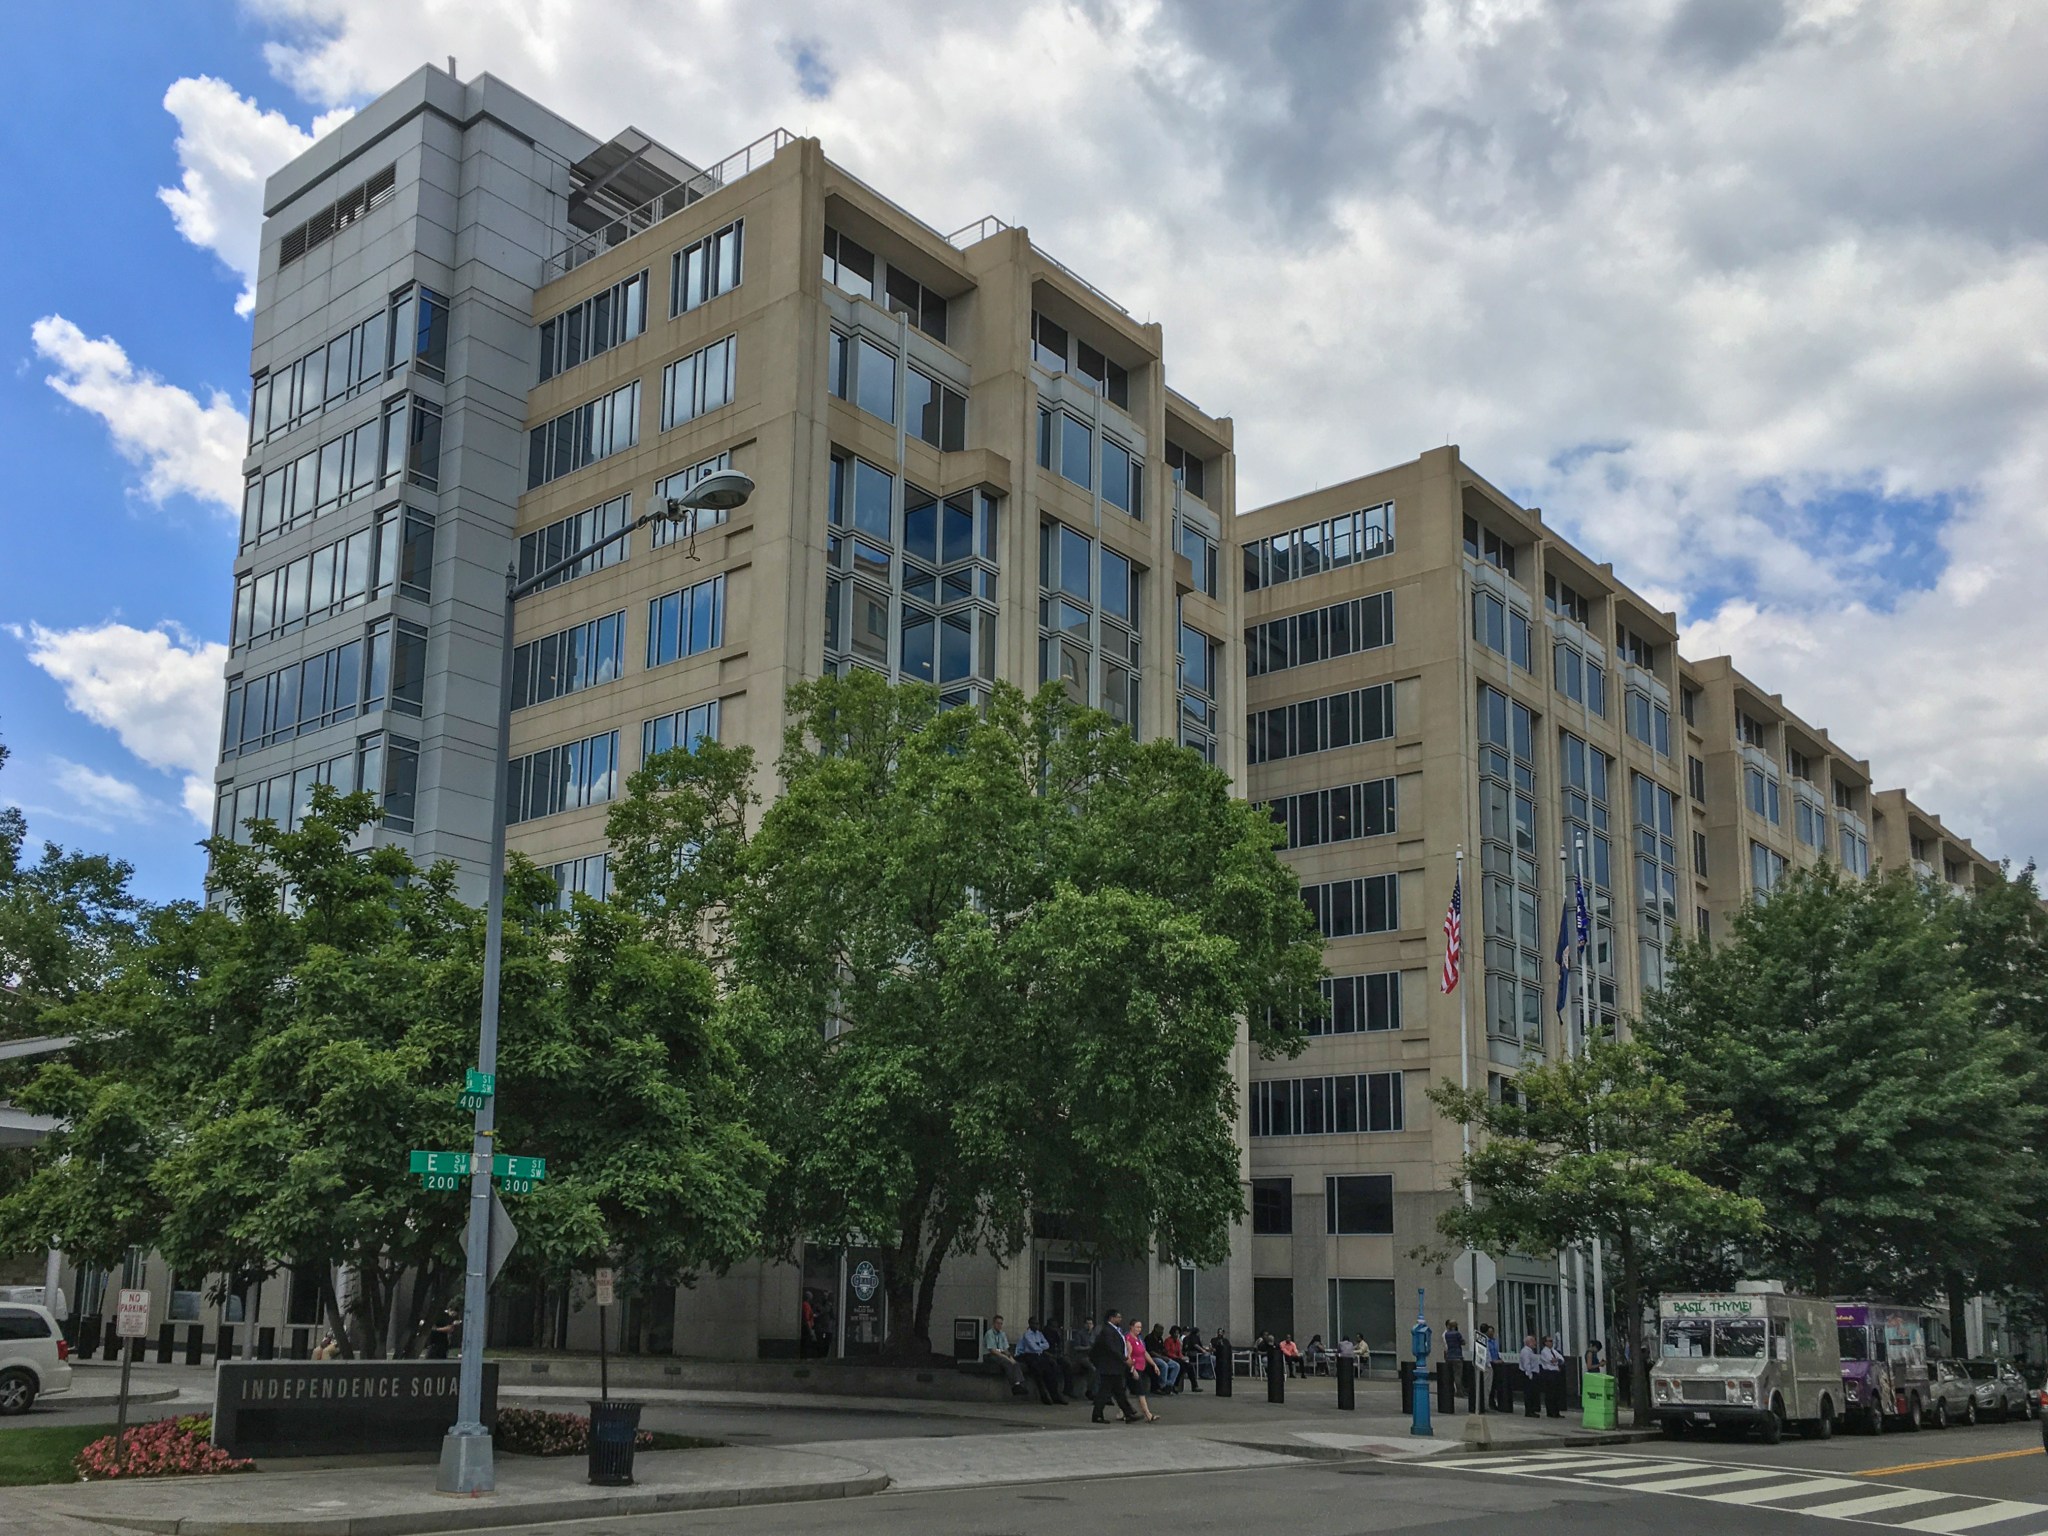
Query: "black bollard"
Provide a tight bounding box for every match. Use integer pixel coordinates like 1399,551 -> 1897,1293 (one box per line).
1336,1353 -> 1356,1410
1215,1344 -> 1233,1398
156,1323 -> 175,1365
184,1324 -> 205,1366
1438,1359 -> 1457,1412
1398,1358 -> 1413,1411
1267,1345 -> 1285,1403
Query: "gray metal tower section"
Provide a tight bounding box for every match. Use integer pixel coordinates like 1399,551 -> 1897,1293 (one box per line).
219,68 -> 598,899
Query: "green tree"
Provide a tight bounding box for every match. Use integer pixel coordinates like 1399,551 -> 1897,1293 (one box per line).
1639,863 -> 2041,1305
1929,863 -> 2048,1343
1429,1034 -> 1764,1422
0,789 -> 769,1352
608,674 -> 1323,1357
0,736 -> 147,1031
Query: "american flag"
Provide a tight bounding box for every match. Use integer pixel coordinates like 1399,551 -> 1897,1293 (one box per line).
1440,870 -> 1463,994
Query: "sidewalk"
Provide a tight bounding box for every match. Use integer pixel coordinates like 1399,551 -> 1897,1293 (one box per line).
11,1444 -> 887,1536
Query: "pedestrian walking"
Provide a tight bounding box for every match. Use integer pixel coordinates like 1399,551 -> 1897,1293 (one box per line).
1089,1309 -> 1139,1423
1128,1320 -> 1161,1421
1444,1318 -> 1465,1405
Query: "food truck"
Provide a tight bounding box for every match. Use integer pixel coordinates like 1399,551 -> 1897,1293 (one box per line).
1652,1284 -> 1844,1442
1834,1301 -> 1932,1433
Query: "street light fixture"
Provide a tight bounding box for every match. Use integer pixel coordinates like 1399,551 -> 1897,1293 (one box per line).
437,469 -> 754,1495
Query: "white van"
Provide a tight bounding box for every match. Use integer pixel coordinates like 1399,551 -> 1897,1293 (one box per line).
0,1302 -> 74,1414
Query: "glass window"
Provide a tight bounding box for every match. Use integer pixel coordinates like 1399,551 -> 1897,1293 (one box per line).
1325,1174 -> 1394,1235
1101,437 -> 1135,513
1059,414 -> 1091,487
1251,1178 -> 1292,1235
855,337 -> 896,422
1100,547 -> 1131,621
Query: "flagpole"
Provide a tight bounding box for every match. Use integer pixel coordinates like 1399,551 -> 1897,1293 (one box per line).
1453,847 -> 1478,1414
1579,831 -> 1608,1365
1556,846 -> 1577,1371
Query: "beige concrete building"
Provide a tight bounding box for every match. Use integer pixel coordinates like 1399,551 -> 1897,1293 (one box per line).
1239,446 -> 2001,1355
496,119 -> 1247,1356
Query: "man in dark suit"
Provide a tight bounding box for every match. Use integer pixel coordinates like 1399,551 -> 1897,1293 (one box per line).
1090,1307 -> 1138,1423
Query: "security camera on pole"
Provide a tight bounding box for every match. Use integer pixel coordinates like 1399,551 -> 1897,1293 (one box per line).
435,471 -> 754,1496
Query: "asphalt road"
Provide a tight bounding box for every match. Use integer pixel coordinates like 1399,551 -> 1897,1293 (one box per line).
458,1417 -> 2048,1536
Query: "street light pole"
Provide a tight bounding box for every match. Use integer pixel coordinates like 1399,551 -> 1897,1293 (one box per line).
436,471 -> 753,1496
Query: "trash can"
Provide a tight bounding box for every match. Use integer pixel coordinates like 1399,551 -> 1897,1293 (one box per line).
587,1399 -> 644,1486
1581,1371 -> 1616,1431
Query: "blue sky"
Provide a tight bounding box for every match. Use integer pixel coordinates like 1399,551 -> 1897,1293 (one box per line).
6,1 -> 2046,900
1,4 -> 284,901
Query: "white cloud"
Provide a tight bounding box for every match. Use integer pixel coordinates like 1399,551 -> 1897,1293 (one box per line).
49,760 -> 158,828
31,316 -> 247,517
230,0 -> 2048,862
19,622 -> 228,827
158,75 -> 353,316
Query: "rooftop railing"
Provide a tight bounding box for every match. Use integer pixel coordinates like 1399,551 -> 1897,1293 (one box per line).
948,214 -> 1131,317
547,128 -> 796,280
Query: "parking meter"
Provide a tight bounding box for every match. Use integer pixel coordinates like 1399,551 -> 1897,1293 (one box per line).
1411,1290 -> 1433,1436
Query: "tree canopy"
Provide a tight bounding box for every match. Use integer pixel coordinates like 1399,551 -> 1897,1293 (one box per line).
1638,862 -> 2043,1307
1430,1033 -> 1763,1420
0,788 -> 768,1353
608,674 -> 1324,1356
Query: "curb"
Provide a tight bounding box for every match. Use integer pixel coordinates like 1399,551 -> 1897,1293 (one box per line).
1450,1429 -> 1662,1455
70,1470 -> 893,1536
43,1385 -> 184,1411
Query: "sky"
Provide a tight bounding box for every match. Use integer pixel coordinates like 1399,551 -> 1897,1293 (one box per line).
4,0 -> 2046,903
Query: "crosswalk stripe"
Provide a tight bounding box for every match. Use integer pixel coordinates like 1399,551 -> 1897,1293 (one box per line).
1576,1461 -> 1727,1481
1624,1468 -> 1793,1493
1697,1476 -> 1867,1506
1893,1501 -> 2048,1533
1798,1488 -> 1957,1520
1463,1453 -> 1638,1474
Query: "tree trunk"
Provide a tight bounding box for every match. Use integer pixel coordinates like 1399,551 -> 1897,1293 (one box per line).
1619,1222 -> 1650,1426
880,1209 -> 927,1362
908,1212 -> 963,1362
318,1271 -> 356,1360
1946,1271 -> 1969,1357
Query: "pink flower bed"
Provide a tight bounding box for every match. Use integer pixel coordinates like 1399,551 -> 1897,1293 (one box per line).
74,1416 -> 256,1481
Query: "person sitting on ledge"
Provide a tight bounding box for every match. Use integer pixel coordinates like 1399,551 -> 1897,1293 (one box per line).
983,1314 -> 1028,1395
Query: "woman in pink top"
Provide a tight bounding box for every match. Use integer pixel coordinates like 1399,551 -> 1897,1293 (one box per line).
1126,1320 -> 1160,1422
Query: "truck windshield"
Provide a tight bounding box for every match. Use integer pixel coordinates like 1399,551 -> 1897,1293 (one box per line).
1661,1319 -> 1711,1358
1838,1325 -> 1870,1361
1717,1320 -> 1767,1359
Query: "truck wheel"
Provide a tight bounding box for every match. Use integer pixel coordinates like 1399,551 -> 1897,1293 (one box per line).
1867,1402 -> 1886,1435
1804,1399 -> 1835,1440
1759,1397 -> 1785,1445
0,1369 -> 35,1416
1904,1393 -> 1924,1432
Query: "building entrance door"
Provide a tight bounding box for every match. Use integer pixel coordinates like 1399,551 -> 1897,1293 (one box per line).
1044,1263 -> 1091,1332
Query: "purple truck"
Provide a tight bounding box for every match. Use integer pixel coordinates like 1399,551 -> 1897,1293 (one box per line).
1835,1301 -> 1931,1433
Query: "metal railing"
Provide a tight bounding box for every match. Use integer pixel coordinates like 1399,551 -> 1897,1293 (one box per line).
548,128 -> 797,279
947,214 -> 1131,317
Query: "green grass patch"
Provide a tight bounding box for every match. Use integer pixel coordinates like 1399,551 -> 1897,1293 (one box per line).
0,1422 -> 113,1486
646,1433 -> 722,1451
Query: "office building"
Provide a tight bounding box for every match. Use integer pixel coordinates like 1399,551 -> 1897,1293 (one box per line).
1238,446 -> 1999,1355
212,65 -> 1244,1357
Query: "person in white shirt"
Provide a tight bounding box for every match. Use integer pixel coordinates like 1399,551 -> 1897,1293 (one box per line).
1538,1335 -> 1565,1417
1519,1335 -> 1542,1417
1015,1319 -> 1065,1405
984,1315 -> 1027,1395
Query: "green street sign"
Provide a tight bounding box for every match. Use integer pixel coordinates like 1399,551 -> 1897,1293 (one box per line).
459,1092 -> 491,1111
409,1150 -> 474,1177
499,1175 -> 540,1195
466,1070 -> 496,1095
492,1155 -> 547,1181
418,1171 -> 466,1192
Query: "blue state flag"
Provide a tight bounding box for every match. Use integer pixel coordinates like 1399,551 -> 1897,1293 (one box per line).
1553,888 -> 1574,1017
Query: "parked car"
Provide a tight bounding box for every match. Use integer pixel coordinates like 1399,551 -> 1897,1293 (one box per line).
1961,1360 -> 2033,1422
1926,1359 -> 1978,1429
0,1303 -> 73,1415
